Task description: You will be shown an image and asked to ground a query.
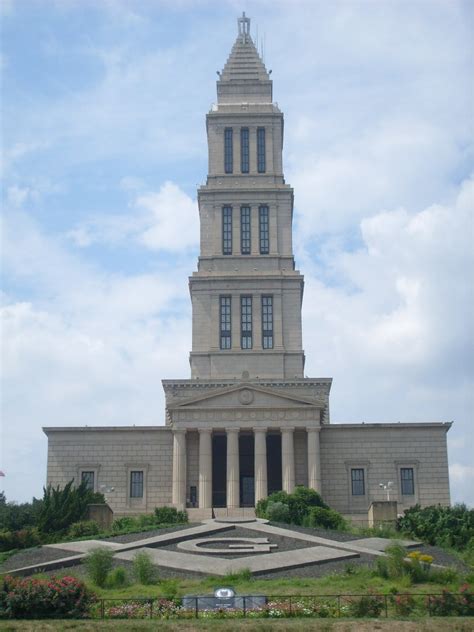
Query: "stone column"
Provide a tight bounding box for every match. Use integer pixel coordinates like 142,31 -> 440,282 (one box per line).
226,427 -> 240,509
172,428 -> 187,510
307,427 -> 322,493
198,428 -> 213,509
254,427 -> 268,503
281,427 -> 295,493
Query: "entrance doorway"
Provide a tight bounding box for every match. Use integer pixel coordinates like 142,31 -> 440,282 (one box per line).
267,433 -> 282,495
212,434 -> 226,507
239,434 -> 254,506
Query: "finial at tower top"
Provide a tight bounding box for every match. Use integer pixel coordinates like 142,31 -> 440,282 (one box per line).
238,11 -> 251,43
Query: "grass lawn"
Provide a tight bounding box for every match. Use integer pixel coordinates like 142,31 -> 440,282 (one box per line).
0,618 -> 474,631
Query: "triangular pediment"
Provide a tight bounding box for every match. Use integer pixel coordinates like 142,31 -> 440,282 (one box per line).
168,383 -> 325,410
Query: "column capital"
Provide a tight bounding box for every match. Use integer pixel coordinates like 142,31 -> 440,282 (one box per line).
225,427 -> 240,434
306,426 -> 321,433
173,427 -> 187,436
281,426 -> 295,434
253,426 -> 268,434
198,427 -> 213,435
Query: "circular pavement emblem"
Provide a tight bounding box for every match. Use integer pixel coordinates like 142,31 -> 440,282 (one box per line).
238,389 -> 254,405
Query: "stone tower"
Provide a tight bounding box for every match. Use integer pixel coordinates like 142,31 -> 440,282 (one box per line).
190,12 -> 305,381
163,14 -> 332,511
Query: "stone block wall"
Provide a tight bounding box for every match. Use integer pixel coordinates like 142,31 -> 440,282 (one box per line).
45,427 -> 173,516
320,423 -> 451,517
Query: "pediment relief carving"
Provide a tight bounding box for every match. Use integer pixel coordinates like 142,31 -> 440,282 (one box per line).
167,383 -> 325,411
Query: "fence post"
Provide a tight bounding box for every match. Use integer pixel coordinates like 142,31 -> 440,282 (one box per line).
150,599 -> 153,619
337,595 -> 341,617
243,595 -> 246,617
195,597 -> 198,618
427,595 -> 431,616
384,594 -> 388,618
289,595 -> 292,616
100,599 -> 105,619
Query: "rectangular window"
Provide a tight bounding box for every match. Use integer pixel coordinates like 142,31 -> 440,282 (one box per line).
351,468 -> 365,496
240,296 -> 252,349
130,471 -> 144,498
81,471 -> 94,491
220,296 -> 232,349
261,295 -> 273,349
240,206 -> 251,254
259,205 -> 269,254
240,127 -> 249,173
224,128 -> 233,173
400,468 -> 415,495
257,127 -> 266,173
222,206 -> 232,255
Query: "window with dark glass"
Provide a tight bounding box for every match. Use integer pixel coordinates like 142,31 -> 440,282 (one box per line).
400,468 -> 415,495
81,471 -> 94,491
222,206 -> 232,255
130,471 -> 144,498
259,205 -> 269,254
261,295 -> 273,349
240,127 -> 249,173
240,206 -> 251,254
224,128 -> 233,173
220,296 -> 232,349
351,468 -> 365,496
257,127 -> 266,173
240,296 -> 252,349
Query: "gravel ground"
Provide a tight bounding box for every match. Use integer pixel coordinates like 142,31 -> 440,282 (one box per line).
268,522 -> 362,542
0,547 -> 80,573
157,526 -> 315,559
102,523 -> 199,544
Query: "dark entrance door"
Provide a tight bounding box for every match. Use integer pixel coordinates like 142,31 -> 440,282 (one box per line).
212,434 -> 227,507
239,434 -> 254,507
267,433 -> 282,495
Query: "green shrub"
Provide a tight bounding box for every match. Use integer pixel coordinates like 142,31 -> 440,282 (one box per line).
257,486 -> 330,526
84,547 -> 114,587
428,585 -> 474,616
0,527 -> 41,552
69,520 -> 100,538
133,550 -> 157,585
391,593 -> 417,616
0,574 -> 94,619
0,493 -> 43,532
302,506 -> 347,530
37,480 -> 105,535
266,501 -> 290,523
160,579 -> 179,599
397,503 -> 474,550
107,566 -> 128,588
111,517 -> 139,533
153,506 -> 188,525
349,592 -> 385,617
137,514 -> 156,528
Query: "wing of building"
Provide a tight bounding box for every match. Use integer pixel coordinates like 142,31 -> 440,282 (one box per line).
43,14 -> 451,522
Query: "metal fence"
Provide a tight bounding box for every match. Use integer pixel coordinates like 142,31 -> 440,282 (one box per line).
91,592 -> 473,620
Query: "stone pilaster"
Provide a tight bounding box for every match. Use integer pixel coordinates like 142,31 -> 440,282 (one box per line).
172,428 -> 187,509
307,427 -> 321,493
254,427 -> 268,503
226,427 -> 240,508
281,426 -> 295,493
198,428 -> 213,509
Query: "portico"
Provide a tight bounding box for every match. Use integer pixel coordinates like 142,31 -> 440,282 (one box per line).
170,423 -> 322,510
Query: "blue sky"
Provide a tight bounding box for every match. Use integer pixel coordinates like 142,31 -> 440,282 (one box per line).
1,0 -> 473,505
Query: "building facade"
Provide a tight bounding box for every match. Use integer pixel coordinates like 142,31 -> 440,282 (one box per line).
44,15 -> 451,520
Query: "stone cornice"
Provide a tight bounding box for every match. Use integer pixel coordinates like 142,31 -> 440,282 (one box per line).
170,408 -> 319,423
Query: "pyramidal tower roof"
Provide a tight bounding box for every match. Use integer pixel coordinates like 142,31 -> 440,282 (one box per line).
217,13 -> 272,104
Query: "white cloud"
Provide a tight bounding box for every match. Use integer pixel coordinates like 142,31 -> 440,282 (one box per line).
67,181 -> 199,253
449,464 -> 474,506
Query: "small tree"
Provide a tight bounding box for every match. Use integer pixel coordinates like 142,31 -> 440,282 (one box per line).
37,480 -> 105,534
84,547 -> 114,587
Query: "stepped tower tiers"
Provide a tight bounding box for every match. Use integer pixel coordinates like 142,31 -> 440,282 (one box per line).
189,13 -> 307,382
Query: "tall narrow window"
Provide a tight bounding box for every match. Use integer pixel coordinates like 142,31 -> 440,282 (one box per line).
240,296 -> 252,349
262,295 -> 273,349
351,468 -> 365,496
81,471 -> 94,491
240,206 -> 251,254
224,128 -> 233,173
130,471 -> 144,498
400,468 -> 415,495
222,206 -> 232,255
257,127 -> 266,173
240,127 -> 249,173
220,296 -> 232,349
259,205 -> 269,254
